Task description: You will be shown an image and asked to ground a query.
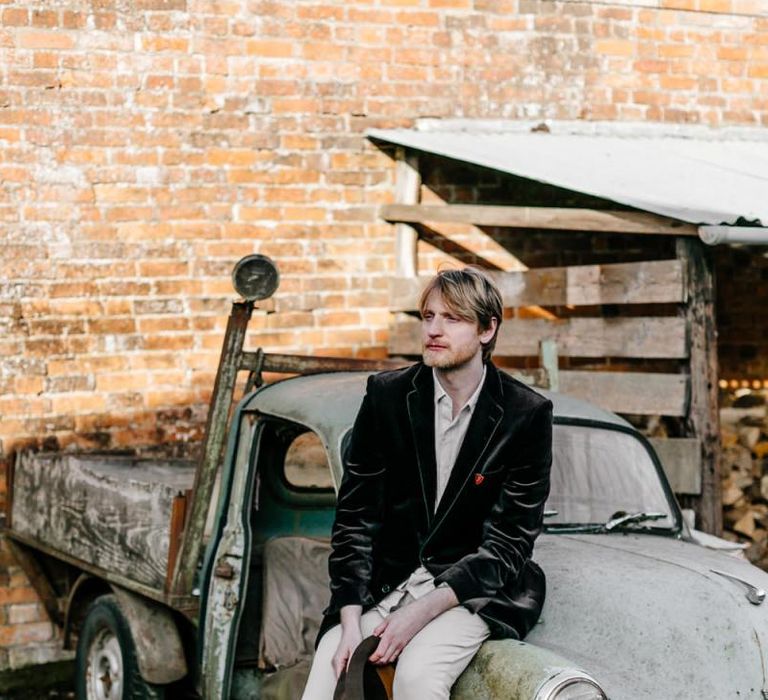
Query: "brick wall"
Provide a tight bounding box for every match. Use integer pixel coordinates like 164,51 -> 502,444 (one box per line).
1,0 -> 767,673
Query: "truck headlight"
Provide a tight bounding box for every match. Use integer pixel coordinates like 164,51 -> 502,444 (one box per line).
535,670 -> 607,700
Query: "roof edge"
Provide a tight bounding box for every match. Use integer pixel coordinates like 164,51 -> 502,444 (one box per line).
408,118 -> 768,142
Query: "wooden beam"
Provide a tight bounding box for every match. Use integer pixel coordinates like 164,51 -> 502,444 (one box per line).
394,148 -> 420,277
539,340 -> 559,391
649,438 -> 702,495
381,203 -> 698,236
390,259 -> 685,310
677,238 -> 722,534
389,316 -> 687,359
165,491 -> 190,593
559,371 -> 688,416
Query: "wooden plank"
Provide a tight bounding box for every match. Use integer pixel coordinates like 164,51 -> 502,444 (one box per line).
394,148 -> 420,278
389,316 -> 688,359
165,491 -> 189,593
5,454 -> 14,528
649,438 -> 702,495
539,340 -> 559,391
381,203 -> 698,236
11,452 -> 196,592
390,260 -> 685,310
559,371 -> 688,416
677,238 -> 722,534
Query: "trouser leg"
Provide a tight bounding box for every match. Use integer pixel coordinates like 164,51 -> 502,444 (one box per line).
300,608 -> 385,700
391,605 -> 490,700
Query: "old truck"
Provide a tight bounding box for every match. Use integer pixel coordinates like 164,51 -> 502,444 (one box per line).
5,255 -> 768,700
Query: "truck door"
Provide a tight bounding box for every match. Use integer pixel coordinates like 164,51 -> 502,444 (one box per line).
199,409 -> 337,699
199,408 -> 261,699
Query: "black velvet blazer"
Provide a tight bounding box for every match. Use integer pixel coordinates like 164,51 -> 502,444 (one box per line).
320,361 -> 553,641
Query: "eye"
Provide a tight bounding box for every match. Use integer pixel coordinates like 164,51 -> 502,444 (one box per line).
422,311 -> 434,321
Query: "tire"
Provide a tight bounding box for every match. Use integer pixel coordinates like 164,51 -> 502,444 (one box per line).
76,594 -> 166,700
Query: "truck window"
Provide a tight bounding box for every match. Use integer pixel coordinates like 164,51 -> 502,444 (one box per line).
284,431 -> 333,490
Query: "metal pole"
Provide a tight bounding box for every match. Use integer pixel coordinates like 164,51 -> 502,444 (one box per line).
171,301 -> 253,596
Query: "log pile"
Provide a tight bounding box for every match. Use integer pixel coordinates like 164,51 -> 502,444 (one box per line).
720,393 -> 768,569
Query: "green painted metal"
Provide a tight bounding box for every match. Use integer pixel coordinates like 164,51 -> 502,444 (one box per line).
452,640 -> 587,699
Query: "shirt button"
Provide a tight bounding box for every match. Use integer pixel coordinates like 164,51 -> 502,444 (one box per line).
381,584 -> 391,594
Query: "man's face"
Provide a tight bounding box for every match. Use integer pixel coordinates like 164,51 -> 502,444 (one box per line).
421,290 -> 495,370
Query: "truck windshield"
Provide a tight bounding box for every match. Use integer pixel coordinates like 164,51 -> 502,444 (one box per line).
544,423 -> 677,532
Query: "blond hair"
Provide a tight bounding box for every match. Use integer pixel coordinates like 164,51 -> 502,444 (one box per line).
419,267 -> 503,362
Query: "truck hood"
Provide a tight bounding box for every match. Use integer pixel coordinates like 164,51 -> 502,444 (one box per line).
527,533 -> 768,699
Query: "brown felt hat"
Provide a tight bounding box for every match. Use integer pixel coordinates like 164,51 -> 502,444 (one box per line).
333,636 -> 395,700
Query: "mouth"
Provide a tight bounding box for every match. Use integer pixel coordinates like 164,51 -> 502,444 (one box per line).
425,344 -> 447,351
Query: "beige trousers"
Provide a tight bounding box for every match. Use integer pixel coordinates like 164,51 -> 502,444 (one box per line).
300,601 -> 490,700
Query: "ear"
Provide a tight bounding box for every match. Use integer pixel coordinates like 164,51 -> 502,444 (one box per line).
479,317 -> 498,344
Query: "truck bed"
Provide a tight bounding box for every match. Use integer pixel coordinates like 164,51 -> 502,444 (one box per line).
10,452 -> 196,592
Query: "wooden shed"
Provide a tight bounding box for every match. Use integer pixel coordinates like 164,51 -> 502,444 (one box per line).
367,121 -> 768,536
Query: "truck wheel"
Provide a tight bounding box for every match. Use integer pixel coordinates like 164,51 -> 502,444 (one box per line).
76,594 -> 165,700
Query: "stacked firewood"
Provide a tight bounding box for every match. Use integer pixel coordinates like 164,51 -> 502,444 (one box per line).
721,393 -> 768,569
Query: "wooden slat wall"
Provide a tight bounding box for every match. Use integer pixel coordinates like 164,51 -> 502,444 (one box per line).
382,171 -> 719,529
558,371 -> 688,417
390,316 -> 688,358
390,260 -> 685,310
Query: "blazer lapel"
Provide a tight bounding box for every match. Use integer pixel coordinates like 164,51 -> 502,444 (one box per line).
433,365 -> 505,524
406,364 -> 437,528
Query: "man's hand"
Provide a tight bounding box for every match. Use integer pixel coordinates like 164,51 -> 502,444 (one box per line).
332,605 -> 363,679
369,586 -> 458,665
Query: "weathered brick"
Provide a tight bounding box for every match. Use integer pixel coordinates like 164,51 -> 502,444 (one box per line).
1,0 -> 767,668
2,9 -> 29,26
17,30 -> 75,50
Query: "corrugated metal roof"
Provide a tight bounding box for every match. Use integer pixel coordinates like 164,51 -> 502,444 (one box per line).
366,127 -> 768,226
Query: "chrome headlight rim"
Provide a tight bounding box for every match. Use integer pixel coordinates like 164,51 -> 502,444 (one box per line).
534,669 -> 607,700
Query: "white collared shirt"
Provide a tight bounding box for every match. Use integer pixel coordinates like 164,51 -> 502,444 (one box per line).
433,365 -> 486,510
376,366 -> 487,613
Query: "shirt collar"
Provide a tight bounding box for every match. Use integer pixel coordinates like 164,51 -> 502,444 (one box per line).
433,365 -> 486,413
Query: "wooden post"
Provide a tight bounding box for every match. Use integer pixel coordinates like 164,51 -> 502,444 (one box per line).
677,238 -> 722,535
394,147 -> 420,278
539,339 -> 559,391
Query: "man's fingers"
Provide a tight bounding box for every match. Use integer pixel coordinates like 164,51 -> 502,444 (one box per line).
332,654 -> 345,678
372,619 -> 388,636
369,637 -> 389,663
370,634 -> 403,665
372,641 -> 401,665
332,646 -> 352,678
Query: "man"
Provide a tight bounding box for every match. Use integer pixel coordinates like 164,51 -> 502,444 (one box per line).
302,267 -> 553,699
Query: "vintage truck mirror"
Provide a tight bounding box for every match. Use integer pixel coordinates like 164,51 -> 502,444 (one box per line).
231,254 -> 280,301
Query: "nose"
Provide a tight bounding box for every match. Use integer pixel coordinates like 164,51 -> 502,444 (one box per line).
424,316 -> 443,337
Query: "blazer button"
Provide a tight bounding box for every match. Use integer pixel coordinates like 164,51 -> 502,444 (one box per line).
381,584 -> 391,594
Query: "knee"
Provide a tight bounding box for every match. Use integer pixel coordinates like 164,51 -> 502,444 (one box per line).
392,658 -> 450,700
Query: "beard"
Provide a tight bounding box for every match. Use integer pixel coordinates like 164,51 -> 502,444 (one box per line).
422,341 -> 481,370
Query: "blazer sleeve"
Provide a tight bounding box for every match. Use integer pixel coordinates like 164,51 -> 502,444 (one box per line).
326,376 -> 386,613
434,398 -> 553,610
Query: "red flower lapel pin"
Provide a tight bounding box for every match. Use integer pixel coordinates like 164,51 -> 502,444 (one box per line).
474,473 -> 485,486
